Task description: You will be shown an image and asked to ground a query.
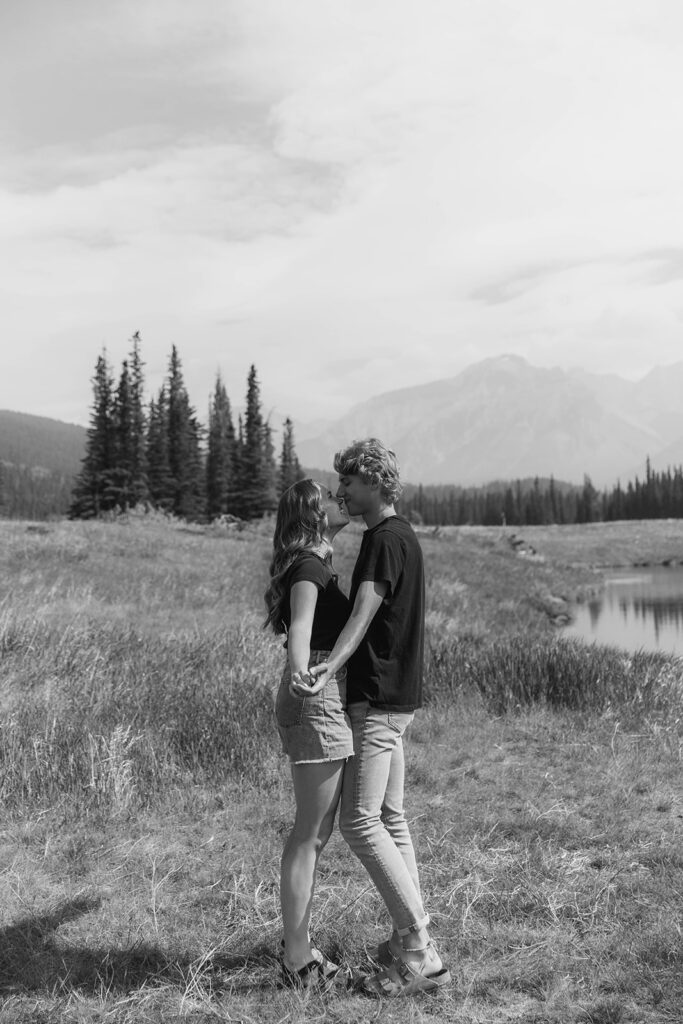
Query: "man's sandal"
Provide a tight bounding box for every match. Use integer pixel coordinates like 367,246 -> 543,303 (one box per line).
360,948 -> 451,998
368,939 -> 397,969
369,916 -> 431,970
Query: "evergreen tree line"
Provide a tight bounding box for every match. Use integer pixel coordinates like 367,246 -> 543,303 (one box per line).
400,460 -> 683,526
69,334 -> 304,521
3,334 -> 683,527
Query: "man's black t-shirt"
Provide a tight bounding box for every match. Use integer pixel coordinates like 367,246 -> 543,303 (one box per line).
346,515 -> 425,711
281,552 -> 351,651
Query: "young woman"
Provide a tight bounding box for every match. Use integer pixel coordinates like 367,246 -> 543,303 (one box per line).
264,478 -> 352,990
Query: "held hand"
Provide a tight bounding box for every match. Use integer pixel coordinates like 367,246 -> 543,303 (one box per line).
303,662 -> 330,695
288,663 -> 330,697
288,669 -> 329,697
308,663 -> 329,680
289,669 -> 313,697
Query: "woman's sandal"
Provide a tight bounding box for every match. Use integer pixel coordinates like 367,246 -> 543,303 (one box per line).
360,946 -> 451,998
278,938 -> 326,971
280,954 -> 347,992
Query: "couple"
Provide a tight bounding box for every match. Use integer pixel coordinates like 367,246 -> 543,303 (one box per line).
263,438 -> 450,997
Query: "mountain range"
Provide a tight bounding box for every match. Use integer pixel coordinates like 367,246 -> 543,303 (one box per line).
3,355 -> 683,492
295,355 -> 683,488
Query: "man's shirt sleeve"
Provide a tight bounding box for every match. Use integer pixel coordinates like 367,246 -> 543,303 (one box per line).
357,532 -> 404,597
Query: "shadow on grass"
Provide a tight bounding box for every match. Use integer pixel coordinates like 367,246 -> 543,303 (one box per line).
0,896 -> 275,996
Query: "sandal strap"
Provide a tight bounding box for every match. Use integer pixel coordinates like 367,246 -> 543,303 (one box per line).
361,945 -> 450,998
374,973 -> 396,994
281,954 -> 343,990
400,940 -> 433,954
396,913 -> 430,938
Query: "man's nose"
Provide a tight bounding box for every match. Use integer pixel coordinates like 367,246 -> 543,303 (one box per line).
336,486 -> 344,499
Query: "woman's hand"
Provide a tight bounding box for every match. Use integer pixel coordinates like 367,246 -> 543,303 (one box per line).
301,663 -> 330,695
289,666 -> 329,697
289,669 -> 312,697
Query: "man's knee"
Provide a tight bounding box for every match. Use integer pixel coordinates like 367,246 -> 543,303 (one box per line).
339,806 -> 358,846
340,805 -> 379,849
381,804 -> 406,830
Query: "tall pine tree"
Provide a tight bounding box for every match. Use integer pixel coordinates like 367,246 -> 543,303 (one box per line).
206,374 -> 237,519
69,352 -> 115,518
239,365 -> 274,518
278,417 -> 303,494
128,332 -> 149,506
108,358 -> 134,510
146,388 -> 174,511
70,334 -> 148,518
231,414 -> 247,518
262,417 -> 279,513
166,346 -> 205,520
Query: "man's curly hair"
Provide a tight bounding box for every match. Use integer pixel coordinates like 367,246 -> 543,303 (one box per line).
333,438 -> 403,504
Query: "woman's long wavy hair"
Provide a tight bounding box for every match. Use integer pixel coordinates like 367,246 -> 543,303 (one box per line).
263,479 -> 328,634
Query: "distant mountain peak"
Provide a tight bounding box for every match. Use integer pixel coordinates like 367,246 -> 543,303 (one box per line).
482,353 -> 528,369
295,357 -> 683,487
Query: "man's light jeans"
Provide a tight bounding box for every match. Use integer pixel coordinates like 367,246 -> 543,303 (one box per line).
340,701 -> 427,933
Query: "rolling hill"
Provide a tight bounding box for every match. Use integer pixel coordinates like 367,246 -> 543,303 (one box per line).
0,410 -> 86,518
0,410 -> 86,476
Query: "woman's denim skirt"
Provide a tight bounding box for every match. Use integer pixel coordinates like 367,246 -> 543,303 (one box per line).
275,650 -> 353,764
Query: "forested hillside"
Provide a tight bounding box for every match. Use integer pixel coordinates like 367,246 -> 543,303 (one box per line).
0,410 -> 85,473
0,411 -> 85,519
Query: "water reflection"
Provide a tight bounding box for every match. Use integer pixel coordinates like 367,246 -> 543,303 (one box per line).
565,566 -> 683,656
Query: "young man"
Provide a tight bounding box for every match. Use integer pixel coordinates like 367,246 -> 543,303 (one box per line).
293,438 -> 451,996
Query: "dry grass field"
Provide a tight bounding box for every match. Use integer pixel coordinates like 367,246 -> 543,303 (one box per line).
452,519 -> 683,569
0,514 -> 681,1023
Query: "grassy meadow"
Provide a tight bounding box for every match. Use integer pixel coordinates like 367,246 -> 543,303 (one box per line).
0,513 -> 682,1023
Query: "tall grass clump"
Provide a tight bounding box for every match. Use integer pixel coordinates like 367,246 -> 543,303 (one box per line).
0,618 -> 284,813
427,634 -> 683,725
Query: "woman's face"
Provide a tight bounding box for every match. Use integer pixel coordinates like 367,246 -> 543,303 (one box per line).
318,485 -> 349,530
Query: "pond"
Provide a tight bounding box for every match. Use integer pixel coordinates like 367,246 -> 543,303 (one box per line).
564,565 -> 683,656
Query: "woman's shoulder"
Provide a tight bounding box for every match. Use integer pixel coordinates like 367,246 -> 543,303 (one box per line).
286,551 -> 331,587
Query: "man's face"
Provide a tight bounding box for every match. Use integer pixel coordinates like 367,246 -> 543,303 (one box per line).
336,473 -> 376,517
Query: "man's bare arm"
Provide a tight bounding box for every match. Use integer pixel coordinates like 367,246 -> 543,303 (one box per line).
291,580 -> 388,695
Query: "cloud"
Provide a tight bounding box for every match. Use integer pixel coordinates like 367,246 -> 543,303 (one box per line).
3,0 -> 683,424
635,248 -> 683,287
0,1 -> 238,143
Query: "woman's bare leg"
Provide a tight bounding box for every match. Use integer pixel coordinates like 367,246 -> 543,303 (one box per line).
280,759 -> 345,970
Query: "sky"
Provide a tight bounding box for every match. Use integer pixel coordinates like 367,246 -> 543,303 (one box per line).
2,0 -> 683,429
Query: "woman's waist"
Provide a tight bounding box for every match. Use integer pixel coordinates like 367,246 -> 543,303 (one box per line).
282,650 -> 346,680
308,649 -> 332,667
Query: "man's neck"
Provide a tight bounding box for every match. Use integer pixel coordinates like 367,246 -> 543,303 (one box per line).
363,503 -> 396,530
